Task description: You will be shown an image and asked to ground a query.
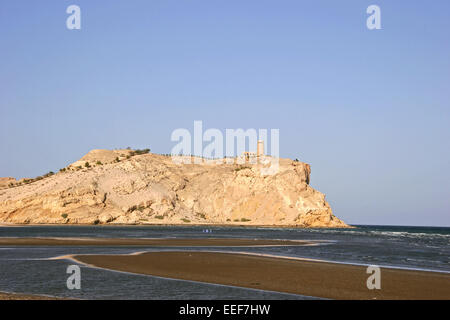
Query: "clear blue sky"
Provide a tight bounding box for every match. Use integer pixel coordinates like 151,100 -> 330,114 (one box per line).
1,1 -> 449,226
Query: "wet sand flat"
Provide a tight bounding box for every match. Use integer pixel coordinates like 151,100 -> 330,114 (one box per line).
74,251 -> 450,300
0,291 -> 65,300
0,237 -> 311,247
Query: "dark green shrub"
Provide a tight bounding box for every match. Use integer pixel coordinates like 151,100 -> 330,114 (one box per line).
134,148 -> 150,155
234,165 -> 250,172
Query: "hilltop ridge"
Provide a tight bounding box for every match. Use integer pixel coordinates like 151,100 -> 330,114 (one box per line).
0,149 -> 349,227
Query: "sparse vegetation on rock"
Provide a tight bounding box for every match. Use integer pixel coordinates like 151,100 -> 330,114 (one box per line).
234,165 -> 250,172
130,148 -> 150,156
0,149 -> 349,227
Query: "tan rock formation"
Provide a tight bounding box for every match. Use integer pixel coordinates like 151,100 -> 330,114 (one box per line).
0,150 -> 349,227
0,177 -> 16,189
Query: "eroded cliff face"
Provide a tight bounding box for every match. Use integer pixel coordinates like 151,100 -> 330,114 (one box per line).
0,150 -> 349,227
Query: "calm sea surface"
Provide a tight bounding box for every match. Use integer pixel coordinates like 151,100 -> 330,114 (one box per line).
0,225 -> 448,299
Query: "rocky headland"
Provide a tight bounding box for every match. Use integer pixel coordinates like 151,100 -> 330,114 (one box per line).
0,149 -> 348,227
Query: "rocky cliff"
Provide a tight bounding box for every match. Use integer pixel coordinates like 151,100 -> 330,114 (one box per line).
0,150 -> 349,227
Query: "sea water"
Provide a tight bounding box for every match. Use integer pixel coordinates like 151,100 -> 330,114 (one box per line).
0,225 -> 448,299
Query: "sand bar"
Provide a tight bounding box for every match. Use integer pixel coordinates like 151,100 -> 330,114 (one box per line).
0,291 -> 65,300
74,251 -> 450,300
0,237 -> 312,247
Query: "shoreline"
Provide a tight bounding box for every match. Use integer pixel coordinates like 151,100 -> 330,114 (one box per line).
71,251 -> 450,300
0,237 -> 314,247
0,222 -> 354,229
0,291 -> 67,300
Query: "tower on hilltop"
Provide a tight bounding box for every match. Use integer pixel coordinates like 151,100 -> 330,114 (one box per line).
257,140 -> 264,157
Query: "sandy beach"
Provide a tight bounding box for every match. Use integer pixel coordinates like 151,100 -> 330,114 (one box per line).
73,251 -> 450,300
0,237 -> 311,247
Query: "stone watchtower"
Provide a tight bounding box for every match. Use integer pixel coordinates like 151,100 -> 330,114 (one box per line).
257,140 -> 264,157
